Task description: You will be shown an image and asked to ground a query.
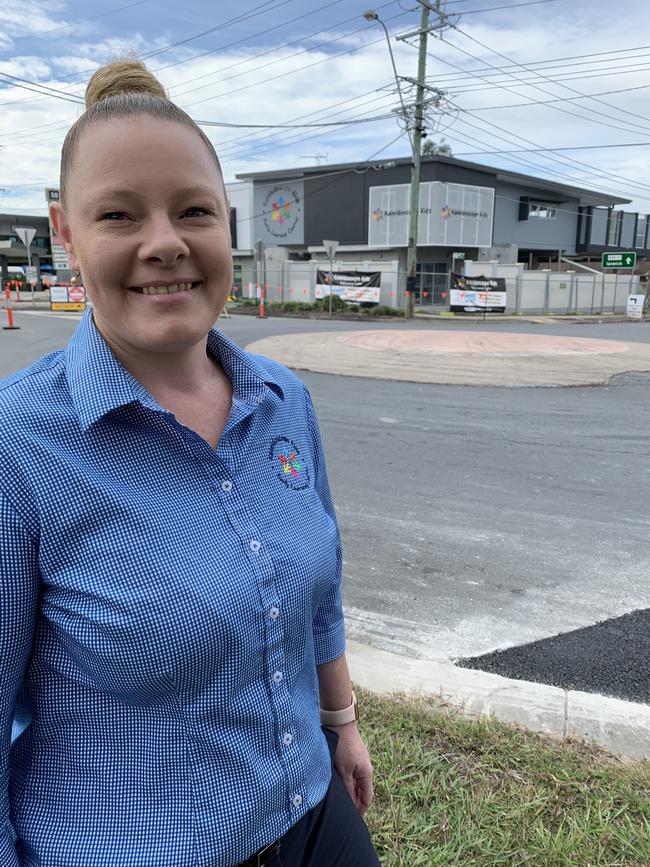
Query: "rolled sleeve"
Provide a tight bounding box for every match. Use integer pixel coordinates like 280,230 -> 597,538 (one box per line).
304,387 -> 346,665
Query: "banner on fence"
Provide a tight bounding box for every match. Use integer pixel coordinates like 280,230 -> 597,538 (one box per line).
450,273 -> 507,312
315,270 -> 381,303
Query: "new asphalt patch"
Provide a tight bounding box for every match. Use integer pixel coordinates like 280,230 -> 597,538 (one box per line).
457,609 -> 650,705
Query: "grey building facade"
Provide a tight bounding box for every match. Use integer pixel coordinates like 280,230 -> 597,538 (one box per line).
0,214 -> 52,282
230,155 -> 646,302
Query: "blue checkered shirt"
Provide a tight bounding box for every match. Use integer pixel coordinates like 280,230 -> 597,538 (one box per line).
0,310 -> 345,866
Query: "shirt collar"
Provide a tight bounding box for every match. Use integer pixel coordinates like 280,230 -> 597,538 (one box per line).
66,309 -> 284,431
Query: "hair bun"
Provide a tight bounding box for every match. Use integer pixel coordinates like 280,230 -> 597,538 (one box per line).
85,59 -> 167,109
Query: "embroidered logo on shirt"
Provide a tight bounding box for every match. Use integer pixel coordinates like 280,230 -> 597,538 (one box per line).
269,436 -> 310,490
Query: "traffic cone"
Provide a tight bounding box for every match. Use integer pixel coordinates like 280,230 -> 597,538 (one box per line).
258,285 -> 266,319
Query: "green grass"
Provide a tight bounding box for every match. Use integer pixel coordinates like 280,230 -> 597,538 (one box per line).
358,689 -> 650,866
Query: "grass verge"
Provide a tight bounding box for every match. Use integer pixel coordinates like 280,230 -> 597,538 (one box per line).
358,688 -> 650,866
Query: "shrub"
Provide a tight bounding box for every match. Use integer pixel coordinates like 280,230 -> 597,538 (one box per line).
370,305 -> 405,317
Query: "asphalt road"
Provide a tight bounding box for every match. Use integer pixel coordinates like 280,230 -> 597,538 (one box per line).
3,309 -> 649,703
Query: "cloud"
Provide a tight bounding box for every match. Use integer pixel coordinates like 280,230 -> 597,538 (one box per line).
1,0 -> 650,215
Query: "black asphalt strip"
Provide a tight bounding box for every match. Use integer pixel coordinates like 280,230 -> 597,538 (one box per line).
457,609 -> 650,704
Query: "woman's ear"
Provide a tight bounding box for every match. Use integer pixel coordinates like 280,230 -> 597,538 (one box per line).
49,201 -> 78,270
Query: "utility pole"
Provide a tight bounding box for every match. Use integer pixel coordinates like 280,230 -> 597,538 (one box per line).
404,1 -> 430,319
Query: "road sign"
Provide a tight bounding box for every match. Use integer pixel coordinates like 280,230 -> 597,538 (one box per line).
602,252 -> 637,269
14,226 -> 36,249
626,294 -> 645,319
68,285 -> 85,303
25,266 -> 38,285
452,251 -> 465,260
323,239 -> 339,260
49,284 -> 86,312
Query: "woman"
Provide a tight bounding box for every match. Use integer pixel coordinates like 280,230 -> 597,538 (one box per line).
0,60 -> 380,867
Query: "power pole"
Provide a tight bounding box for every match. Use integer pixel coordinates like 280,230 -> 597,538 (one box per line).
404,1 -> 430,319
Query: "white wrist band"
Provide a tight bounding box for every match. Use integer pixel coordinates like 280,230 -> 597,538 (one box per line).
320,690 -> 358,726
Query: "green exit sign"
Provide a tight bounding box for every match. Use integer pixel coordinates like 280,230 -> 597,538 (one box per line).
602,252 -> 637,269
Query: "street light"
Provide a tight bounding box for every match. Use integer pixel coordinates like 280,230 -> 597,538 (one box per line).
363,6 -> 431,319
362,11 -> 413,149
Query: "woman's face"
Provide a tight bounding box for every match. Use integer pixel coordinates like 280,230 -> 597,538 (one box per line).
50,116 -> 232,359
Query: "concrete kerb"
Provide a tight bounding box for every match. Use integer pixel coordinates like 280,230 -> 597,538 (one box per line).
346,639 -> 650,760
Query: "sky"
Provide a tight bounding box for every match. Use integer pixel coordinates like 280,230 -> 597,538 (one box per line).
2,0 -> 650,216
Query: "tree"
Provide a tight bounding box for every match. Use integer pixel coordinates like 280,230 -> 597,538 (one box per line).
422,138 -> 453,157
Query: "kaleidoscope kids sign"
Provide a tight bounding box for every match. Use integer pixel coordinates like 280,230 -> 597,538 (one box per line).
254,182 -> 305,243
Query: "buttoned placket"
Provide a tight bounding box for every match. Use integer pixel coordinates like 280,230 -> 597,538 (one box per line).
212,405 -> 306,817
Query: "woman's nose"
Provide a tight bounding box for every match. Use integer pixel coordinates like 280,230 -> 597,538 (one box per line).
138,216 -> 190,265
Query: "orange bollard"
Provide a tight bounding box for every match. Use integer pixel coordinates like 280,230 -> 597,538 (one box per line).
3,305 -> 20,330
258,285 -> 266,319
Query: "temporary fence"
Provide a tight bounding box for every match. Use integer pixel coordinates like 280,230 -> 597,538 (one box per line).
234,262 -> 643,315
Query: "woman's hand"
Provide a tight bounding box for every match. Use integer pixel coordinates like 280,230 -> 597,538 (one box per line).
331,723 -> 374,815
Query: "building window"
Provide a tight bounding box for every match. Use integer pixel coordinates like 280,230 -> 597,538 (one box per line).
607,210 -> 622,246
635,215 -> 647,249
528,203 -> 557,220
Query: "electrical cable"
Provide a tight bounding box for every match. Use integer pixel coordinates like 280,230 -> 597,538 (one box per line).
161,0 -> 352,78
423,47 -> 650,89
411,37 -> 650,193
141,0 -> 288,60
167,0 -> 403,98
9,0 -> 151,42
180,9 -> 413,110
459,0 -> 560,13
436,119 -> 650,201
460,83 -> 650,113
451,23 -> 650,131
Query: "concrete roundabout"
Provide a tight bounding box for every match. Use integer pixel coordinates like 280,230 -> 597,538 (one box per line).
245,329 -> 650,387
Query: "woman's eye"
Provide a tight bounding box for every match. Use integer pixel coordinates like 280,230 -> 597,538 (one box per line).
183,207 -> 212,218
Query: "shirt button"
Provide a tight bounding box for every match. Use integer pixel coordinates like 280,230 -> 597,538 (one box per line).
249,540 -> 261,553
221,480 -> 232,493
292,794 -> 303,808
272,671 -> 283,684
269,606 -> 280,620
283,732 -> 293,746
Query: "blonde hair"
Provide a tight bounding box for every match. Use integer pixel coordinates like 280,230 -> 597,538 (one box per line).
60,58 -> 223,204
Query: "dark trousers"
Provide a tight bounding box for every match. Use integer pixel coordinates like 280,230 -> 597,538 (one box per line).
270,729 -> 381,867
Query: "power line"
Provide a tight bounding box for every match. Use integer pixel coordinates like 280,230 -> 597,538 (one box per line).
424,47 -> 650,88
0,73 -> 84,104
434,34 -> 650,138
197,112 -> 403,130
415,34 -> 650,191
168,0 -> 398,98
181,8 -> 412,109
452,23 -> 650,129
143,0 -> 290,60
439,114 -> 650,199
439,63 -> 650,96
461,83 -> 650,113
460,0 -> 560,13
402,29 -> 650,198
456,140 -> 650,153
10,0 -> 151,42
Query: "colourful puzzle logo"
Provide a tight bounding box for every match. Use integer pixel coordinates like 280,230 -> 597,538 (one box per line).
271,198 -> 292,225
440,204 -> 451,220
372,208 -> 385,222
278,450 -> 301,479
269,436 -> 310,491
